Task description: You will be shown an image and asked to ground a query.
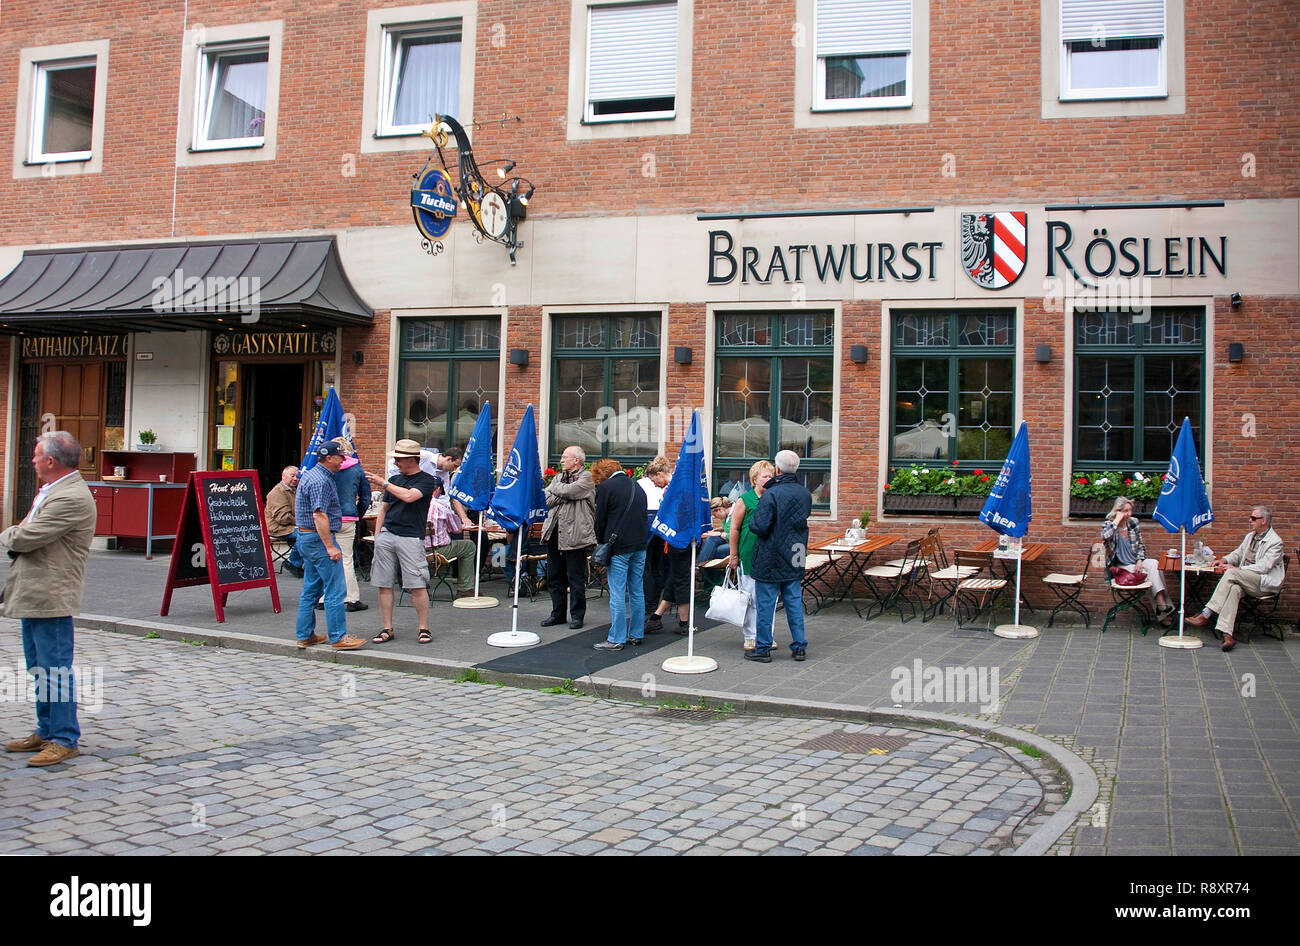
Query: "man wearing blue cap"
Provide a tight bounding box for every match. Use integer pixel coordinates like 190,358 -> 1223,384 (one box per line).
294,441 -> 367,651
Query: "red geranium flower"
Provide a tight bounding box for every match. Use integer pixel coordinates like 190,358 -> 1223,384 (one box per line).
1124,478 -> 1132,485
1076,477 -> 1088,485
973,469 -> 984,476
952,459 -> 959,466
544,467 -> 557,477
980,475 -> 989,482
625,469 -> 633,476
884,484 -> 891,490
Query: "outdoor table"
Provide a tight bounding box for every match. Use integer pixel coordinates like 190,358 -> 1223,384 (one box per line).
972,538 -> 1051,613
1158,552 -> 1219,613
805,533 -> 901,613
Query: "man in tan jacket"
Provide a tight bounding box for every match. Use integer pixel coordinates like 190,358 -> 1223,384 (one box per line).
0,431 -> 97,767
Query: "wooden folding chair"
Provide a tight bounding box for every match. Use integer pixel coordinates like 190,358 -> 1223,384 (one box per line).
856,537 -> 926,622
1041,542 -> 1103,629
953,549 -> 1008,631
1101,568 -> 1152,635
1233,553 -> 1290,642
920,537 -> 980,622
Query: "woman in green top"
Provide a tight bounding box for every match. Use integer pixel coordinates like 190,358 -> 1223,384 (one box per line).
728,459 -> 775,651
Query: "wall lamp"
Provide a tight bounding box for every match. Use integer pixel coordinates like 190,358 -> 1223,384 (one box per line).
849,344 -> 869,363
1227,343 -> 1245,363
1230,292 -> 1242,308
674,346 -> 693,365
1035,345 -> 1053,364
508,348 -> 529,366
352,350 -> 364,365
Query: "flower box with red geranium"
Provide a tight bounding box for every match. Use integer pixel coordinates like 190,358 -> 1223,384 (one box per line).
882,464 -> 995,516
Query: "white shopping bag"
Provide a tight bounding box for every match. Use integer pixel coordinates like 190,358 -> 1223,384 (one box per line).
706,567 -> 750,627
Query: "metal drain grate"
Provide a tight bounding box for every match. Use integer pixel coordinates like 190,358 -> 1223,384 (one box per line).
798,731 -> 914,754
654,707 -> 725,722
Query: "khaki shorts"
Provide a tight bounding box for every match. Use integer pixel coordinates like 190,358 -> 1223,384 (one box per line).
370,530 -> 429,589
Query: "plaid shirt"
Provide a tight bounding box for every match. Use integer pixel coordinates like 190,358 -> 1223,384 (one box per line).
425,495 -> 463,548
1101,516 -> 1148,565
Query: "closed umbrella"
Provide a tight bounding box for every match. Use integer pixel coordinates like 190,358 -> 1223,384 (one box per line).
1152,417 -> 1214,650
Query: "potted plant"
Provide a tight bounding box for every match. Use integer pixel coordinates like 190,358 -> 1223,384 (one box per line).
136,429 -> 161,452
882,462 -> 992,515
1069,471 -> 1174,517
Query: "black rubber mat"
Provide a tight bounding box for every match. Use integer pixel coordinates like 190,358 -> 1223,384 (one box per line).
476,617 -> 726,678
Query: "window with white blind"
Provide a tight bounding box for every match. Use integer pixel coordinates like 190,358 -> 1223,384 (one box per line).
194,41 -> 270,149
585,2 -> 678,121
1060,0 -> 1166,100
815,0 -> 913,109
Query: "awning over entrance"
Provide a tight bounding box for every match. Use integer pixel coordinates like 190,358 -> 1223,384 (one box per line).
0,236 -> 373,335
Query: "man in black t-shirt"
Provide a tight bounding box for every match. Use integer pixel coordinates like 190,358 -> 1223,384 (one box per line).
365,439 -> 440,644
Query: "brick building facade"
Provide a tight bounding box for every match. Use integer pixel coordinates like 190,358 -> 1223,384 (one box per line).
1,0 -> 1296,619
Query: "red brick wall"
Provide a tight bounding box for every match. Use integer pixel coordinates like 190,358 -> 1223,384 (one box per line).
0,1 -> 1295,246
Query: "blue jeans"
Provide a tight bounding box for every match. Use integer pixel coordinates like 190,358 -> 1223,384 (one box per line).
755,579 -> 807,654
607,550 -> 646,644
296,531 -> 347,643
285,531 -> 303,569
21,617 -> 79,748
697,536 -> 729,563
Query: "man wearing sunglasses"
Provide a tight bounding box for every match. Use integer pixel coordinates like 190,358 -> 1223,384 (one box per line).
1187,506 -> 1285,651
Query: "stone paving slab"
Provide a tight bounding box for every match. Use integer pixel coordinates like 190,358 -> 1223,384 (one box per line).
0,624 -> 1061,855
5,549 -> 1300,855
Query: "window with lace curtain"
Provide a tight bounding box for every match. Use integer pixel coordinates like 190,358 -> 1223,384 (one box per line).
194,41 -> 269,150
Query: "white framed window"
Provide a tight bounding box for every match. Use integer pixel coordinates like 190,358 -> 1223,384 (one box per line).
794,0 -> 928,129
585,1 -> 678,122
30,58 -> 97,162
379,21 -> 463,136
176,21 -> 282,167
194,41 -> 270,150
362,3 -> 477,154
13,40 -> 109,178
1042,0 -> 1183,119
1060,0 -> 1166,101
814,0 -> 913,110
566,0 -> 693,140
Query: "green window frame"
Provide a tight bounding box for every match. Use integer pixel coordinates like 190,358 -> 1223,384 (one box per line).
890,308 -> 1017,471
549,313 -> 661,468
714,311 -> 834,508
1074,306 -> 1204,470
396,317 -> 500,453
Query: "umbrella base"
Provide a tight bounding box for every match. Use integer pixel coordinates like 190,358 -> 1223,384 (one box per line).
453,595 -> 499,609
1158,634 -> 1203,650
487,630 -> 540,648
661,655 -> 718,674
994,623 -> 1038,639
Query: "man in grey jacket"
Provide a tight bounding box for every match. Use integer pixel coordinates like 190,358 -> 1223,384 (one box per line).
541,445 -> 596,629
0,432 -> 97,767
1187,505 -> 1286,651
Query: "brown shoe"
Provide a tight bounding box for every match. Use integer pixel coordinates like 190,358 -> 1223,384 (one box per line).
1221,636 -> 1236,652
28,743 -> 79,767
4,733 -> 48,753
1185,613 -> 1212,627
331,635 -> 367,651
297,633 -> 327,650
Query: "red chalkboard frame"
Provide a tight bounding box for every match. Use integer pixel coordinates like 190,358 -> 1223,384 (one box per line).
160,470 -> 282,623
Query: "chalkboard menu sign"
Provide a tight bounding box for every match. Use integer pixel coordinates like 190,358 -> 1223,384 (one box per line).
162,471 -> 281,623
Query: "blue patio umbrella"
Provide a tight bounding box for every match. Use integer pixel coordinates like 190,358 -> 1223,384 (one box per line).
300,386 -> 343,473
449,401 -> 496,600
652,409 -> 711,549
979,421 -> 1033,632
1152,417 -> 1214,640
487,406 -> 548,643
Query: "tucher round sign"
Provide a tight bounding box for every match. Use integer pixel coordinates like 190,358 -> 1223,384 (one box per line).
410,167 -> 458,241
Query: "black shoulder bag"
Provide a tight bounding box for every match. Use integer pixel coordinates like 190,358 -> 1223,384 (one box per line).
591,481 -> 638,567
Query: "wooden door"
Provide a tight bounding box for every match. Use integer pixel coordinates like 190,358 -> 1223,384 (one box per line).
41,363 -> 104,477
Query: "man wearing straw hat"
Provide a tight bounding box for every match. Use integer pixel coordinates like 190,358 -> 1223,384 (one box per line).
366,439 -> 441,644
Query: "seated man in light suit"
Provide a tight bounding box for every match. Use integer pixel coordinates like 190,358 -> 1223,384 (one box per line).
1186,506 -> 1285,651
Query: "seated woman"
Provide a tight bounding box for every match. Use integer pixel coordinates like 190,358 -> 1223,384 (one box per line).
1102,495 -> 1175,624
697,496 -> 733,563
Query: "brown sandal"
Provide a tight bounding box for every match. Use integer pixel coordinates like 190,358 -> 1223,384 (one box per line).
418,628 -> 432,644
372,628 -> 396,644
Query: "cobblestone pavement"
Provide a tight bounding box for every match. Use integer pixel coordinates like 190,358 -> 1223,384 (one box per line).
0,623 -> 1060,855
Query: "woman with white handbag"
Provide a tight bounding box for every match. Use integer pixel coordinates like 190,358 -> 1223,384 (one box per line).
726,459 -> 775,651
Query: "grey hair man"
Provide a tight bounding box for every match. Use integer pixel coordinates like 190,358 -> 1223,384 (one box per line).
1,432 -> 98,767
541,445 -> 596,629
746,450 -> 811,662
1186,506 -> 1285,651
